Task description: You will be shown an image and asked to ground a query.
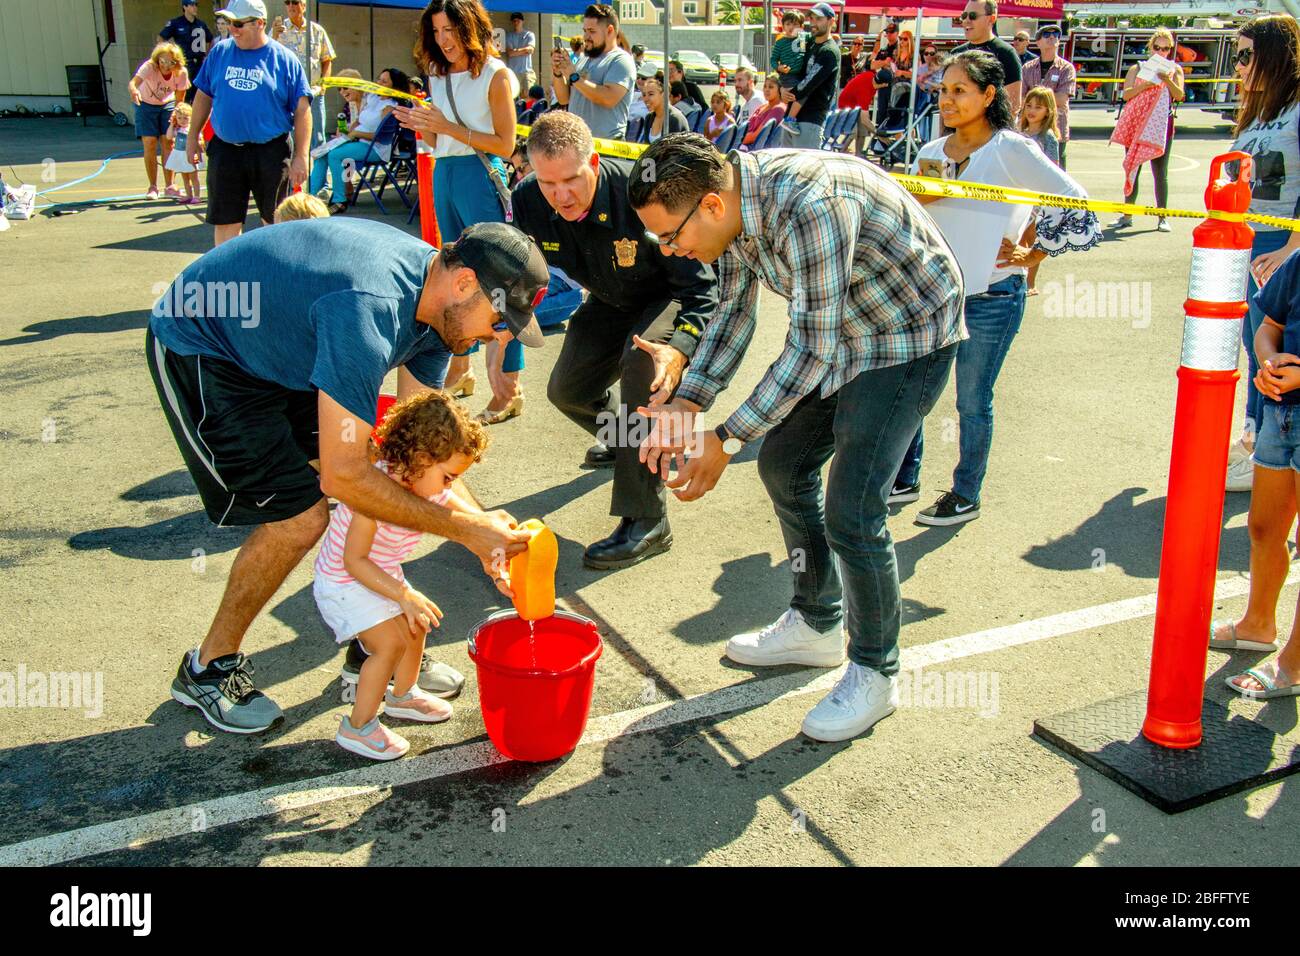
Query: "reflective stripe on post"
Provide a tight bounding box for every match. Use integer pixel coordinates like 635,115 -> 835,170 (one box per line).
1186,247 -> 1250,304
1180,315 -> 1245,371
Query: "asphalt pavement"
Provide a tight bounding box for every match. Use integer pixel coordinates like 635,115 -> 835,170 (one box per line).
1,109 -> 1296,866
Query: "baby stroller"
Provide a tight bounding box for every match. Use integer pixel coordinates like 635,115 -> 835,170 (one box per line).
868,90 -> 937,169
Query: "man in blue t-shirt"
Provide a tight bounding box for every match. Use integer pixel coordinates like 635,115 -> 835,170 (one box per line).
186,0 -> 312,247
147,218 -> 548,734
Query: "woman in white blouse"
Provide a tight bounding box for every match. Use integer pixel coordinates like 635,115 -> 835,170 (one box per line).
894,49 -> 1102,527
395,0 -> 525,425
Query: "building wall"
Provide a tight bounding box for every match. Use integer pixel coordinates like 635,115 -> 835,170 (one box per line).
9,2 -> 550,117
0,0 -> 102,108
619,23 -> 763,60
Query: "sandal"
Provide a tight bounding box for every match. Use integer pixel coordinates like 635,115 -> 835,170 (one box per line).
1209,620 -> 1279,652
476,394 -> 524,425
327,202 -> 349,215
1225,660 -> 1300,700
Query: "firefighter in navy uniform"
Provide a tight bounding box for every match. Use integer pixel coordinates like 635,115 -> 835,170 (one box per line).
513,111 -> 717,570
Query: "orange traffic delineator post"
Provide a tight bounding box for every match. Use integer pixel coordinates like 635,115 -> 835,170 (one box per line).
1142,151 -> 1254,749
1031,152 -> 1300,814
415,132 -> 439,248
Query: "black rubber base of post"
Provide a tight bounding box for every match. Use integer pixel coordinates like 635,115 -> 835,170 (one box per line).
1033,690 -> 1300,814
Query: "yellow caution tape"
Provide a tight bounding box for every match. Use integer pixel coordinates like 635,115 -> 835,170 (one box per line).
514,122 -> 646,159
894,173 -> 1300,230
321,76 -> 428,104
323,78 -> 1292,230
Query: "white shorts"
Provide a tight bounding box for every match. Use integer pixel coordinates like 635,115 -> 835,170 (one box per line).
313,576 -> 405,645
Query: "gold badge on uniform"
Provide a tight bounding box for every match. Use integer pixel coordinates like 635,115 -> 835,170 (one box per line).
614,237 -> 637,268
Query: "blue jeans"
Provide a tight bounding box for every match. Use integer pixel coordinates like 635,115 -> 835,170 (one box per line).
1254,402 -> 1300,472
309,139 -> 370,203
758,344 -> 957,675
896,274 -> 1027,501
1244,229 -> 1292,441
434,154 -> 523,373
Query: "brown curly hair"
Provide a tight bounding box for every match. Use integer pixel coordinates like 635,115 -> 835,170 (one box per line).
372,390 -> 488,482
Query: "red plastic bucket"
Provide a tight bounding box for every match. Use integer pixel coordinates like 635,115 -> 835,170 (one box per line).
467,609 -> 602,762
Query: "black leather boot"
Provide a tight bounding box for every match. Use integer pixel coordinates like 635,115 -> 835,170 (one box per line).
585,443 -> 616,468
582,516 -> 672,570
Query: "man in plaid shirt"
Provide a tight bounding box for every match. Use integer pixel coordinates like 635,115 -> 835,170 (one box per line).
630,135 -> 965,742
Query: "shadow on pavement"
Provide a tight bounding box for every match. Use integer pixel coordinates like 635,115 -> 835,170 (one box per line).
0,309 -> 151,348
79,684 -> 855,866
1022,486 -> 1252,579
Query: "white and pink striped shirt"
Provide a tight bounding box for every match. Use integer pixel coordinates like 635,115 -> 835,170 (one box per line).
314,461 -> 449,585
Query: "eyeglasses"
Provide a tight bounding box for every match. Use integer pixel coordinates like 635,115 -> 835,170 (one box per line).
1153,44 -> 1173,52
644,201 -> 702,249
924,49 -> 937,56
1038,31 -> 1061,39
229,18 -> 257,27
958,11 -> 983,21
1235,48 -> 1254,65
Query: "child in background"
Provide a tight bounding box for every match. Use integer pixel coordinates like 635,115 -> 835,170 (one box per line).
705,90 -> 736,142
1217,249 -> 1300,700
314,392 -> 490,760
1017,87 -> 1061,295
163,102 -> 202,205
771,11 -> 808,92
1018,86 -> 1061,166
273,193 -> 331,222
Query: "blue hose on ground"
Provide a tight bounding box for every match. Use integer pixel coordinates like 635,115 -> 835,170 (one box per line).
26,148 -> 146,210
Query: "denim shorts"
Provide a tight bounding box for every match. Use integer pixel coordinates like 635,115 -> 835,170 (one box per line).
135,101 -> 174,139
1254,402 -> 1300,473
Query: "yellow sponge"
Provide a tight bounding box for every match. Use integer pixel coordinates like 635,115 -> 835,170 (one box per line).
510,519 -> 558,621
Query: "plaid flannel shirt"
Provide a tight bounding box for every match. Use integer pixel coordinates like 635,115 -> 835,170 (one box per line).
675,149 -> 967,443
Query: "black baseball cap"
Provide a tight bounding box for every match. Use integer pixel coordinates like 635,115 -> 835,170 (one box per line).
451,222 -> 548,348
511,11 -> 524,18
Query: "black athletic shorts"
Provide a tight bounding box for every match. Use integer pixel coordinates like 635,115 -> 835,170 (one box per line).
204,134 -> 292,227
145,329 -> 323,526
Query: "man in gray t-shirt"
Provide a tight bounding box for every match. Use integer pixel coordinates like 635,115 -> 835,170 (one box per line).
504,13 -> 536,92
551,3 -> 635,139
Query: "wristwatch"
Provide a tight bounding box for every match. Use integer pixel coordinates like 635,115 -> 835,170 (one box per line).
569,71 -> 581,86
715,424 -> 743,456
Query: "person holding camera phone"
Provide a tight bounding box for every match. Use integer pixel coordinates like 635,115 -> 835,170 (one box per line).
551,4 -> 635,140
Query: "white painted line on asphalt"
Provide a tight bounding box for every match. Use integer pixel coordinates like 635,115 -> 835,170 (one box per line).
0,571 -> 1289,867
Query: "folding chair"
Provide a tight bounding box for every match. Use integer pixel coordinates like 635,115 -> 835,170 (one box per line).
750,117 -> 780,150
348,114 -> 413,216
712,123 -> 742,153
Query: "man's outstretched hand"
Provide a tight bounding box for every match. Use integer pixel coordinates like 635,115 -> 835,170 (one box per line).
637,396 -> 701,481
460,509 -> 528,597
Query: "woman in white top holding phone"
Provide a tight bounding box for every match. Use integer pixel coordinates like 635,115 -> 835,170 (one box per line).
395,0 -> 525,426
894,49 -> 1101,527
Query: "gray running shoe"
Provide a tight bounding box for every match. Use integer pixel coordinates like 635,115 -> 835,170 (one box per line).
340,640 -> 465,701
171,651 -> 284,734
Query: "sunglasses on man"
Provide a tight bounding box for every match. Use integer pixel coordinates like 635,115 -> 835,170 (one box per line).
1038,30 -> 1061,39
958,11 -> 984,21
229,18 -> 258,27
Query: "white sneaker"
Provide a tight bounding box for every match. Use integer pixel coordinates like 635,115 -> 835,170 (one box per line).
1226,454 -> 1254,493
801,663 -> 899,742
1110,214 -> 1132,228
725,608 -> 846,668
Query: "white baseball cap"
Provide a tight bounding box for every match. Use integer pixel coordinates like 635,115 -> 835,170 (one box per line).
215,0 -> 268,20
